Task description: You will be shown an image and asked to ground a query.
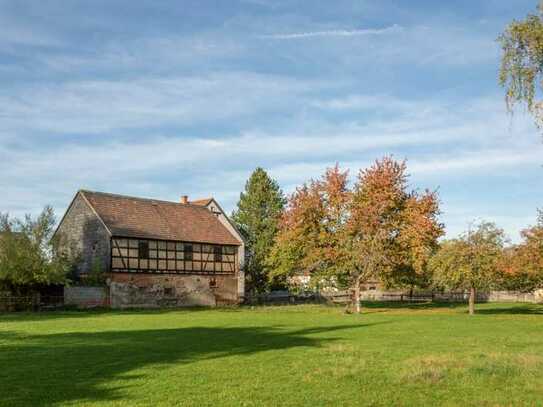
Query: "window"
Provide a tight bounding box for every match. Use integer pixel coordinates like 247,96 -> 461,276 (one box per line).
184,244 -> 193,261
138,241 -> 149,259
213,246 -> 222,262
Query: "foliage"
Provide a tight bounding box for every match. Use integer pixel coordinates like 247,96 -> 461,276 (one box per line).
84,257 -> 107,287
344,158 -> 443,310
232,167 -> 285,292
499,210 -> 543,291
267,165 -> 352,289
268,158 -> 444,311
499,1 -> 543,128
431,222 -> 506,291
430,221 -> 506,314
0,206 -> 71,292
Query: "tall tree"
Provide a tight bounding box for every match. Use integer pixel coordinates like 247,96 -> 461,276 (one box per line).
499,1 -> 543,130
232,168 -> 285,293
0,206 -> 71,293
344,157 -> 443,312
267,165 -> 349,287
268,158 -> 443,313
430,222 -> 506,315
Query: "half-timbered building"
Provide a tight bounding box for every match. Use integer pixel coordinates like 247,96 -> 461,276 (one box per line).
55,190 -> 245,307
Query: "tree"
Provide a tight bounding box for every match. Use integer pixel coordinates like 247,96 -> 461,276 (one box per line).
266,166 -> 349,288
268,158 -> 443,313
0,206 -> 72,293
344,157 -> 443,312
500,210 -> 543,291
499,1 -> 543,129
232,168 -> 285,293
430,222 -> 506,315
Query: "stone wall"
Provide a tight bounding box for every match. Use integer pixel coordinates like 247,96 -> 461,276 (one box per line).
64,286 -> 109,308
107,273 -> 240,308
56,193 -> 110,276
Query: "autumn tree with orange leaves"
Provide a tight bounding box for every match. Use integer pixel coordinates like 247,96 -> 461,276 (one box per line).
268,158 -> 444,313
267,165 -> 350,286
345,158 -> 443,312
500,210 -> 543,292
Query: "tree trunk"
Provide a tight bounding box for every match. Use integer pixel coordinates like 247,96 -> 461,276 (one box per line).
468,286 -> 476,315
354,275 -> 361,314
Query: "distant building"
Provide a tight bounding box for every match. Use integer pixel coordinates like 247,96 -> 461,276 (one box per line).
55,190 -> 245,308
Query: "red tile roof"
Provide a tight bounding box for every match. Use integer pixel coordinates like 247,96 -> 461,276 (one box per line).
189,198 -> 213,206
80,190 -> 241,246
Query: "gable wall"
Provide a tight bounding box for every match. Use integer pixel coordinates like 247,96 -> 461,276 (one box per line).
56,193 -> 111,276
205,200 -> 245,298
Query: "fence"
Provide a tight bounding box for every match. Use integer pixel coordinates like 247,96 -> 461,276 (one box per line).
361,290 -> 541,303
246,289 -> 543,306
0,295 -> 64,312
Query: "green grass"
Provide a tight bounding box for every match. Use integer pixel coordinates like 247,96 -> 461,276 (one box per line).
1,302 -> 543,407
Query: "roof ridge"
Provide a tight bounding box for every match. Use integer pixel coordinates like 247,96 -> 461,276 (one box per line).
80,189 -> 210,210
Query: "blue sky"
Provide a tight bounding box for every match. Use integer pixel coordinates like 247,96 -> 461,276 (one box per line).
1,0 -> 542,241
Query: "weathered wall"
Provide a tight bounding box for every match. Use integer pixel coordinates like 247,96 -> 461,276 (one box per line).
204,200 -> 245,298
56,193 -> 110,276
107,273 -> 240,308
64,286 -> 109,308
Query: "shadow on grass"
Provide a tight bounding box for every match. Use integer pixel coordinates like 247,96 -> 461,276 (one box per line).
360,301 -> 543,315
360,301 -> 466,311
0,306 -> 243,323
475,304 -> 543,315
0,323 -> 373,406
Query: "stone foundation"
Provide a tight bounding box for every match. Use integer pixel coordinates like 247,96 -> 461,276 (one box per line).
107,273 -> 239,308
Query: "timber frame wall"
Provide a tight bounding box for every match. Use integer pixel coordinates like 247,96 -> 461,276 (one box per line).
110,237 -> 238,275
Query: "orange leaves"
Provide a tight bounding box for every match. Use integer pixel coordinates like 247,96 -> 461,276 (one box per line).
269,157 -> 443,287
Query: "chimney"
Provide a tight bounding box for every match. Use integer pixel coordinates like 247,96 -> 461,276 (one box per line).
180,195 -> 189,204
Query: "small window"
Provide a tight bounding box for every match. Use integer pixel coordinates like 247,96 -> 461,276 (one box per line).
138,241 -> 149,259
184,244 -> 193,261
213,246 -> 222,262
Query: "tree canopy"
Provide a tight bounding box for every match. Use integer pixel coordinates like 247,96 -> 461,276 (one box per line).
430,221 -> 506,314
0,206 -> 72,293
268,158 -> 444,312
499,1 -> 543,129
232,167 -> 285,293
500,210 -> 543,291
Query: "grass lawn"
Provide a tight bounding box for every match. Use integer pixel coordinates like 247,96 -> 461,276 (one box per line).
1,302 -> 543,407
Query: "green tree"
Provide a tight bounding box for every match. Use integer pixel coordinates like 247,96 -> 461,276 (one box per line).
232,168 -> 285,293
0,206 -> 72,293
430,222 -> 506,315
499,1 -> 543,129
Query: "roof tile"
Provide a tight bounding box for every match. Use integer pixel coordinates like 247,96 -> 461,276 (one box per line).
81,190 -> 241,246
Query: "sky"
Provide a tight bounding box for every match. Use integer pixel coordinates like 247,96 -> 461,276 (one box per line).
0,0 -> 542,242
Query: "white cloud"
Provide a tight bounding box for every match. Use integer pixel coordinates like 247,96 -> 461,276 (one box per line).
0,73 -> 328,134
261,24 -> 403,39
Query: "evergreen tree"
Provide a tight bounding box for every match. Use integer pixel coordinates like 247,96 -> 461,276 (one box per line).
232,168 -> 285,293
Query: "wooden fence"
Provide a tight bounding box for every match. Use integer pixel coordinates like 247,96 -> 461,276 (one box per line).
0,295 -> 64,312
